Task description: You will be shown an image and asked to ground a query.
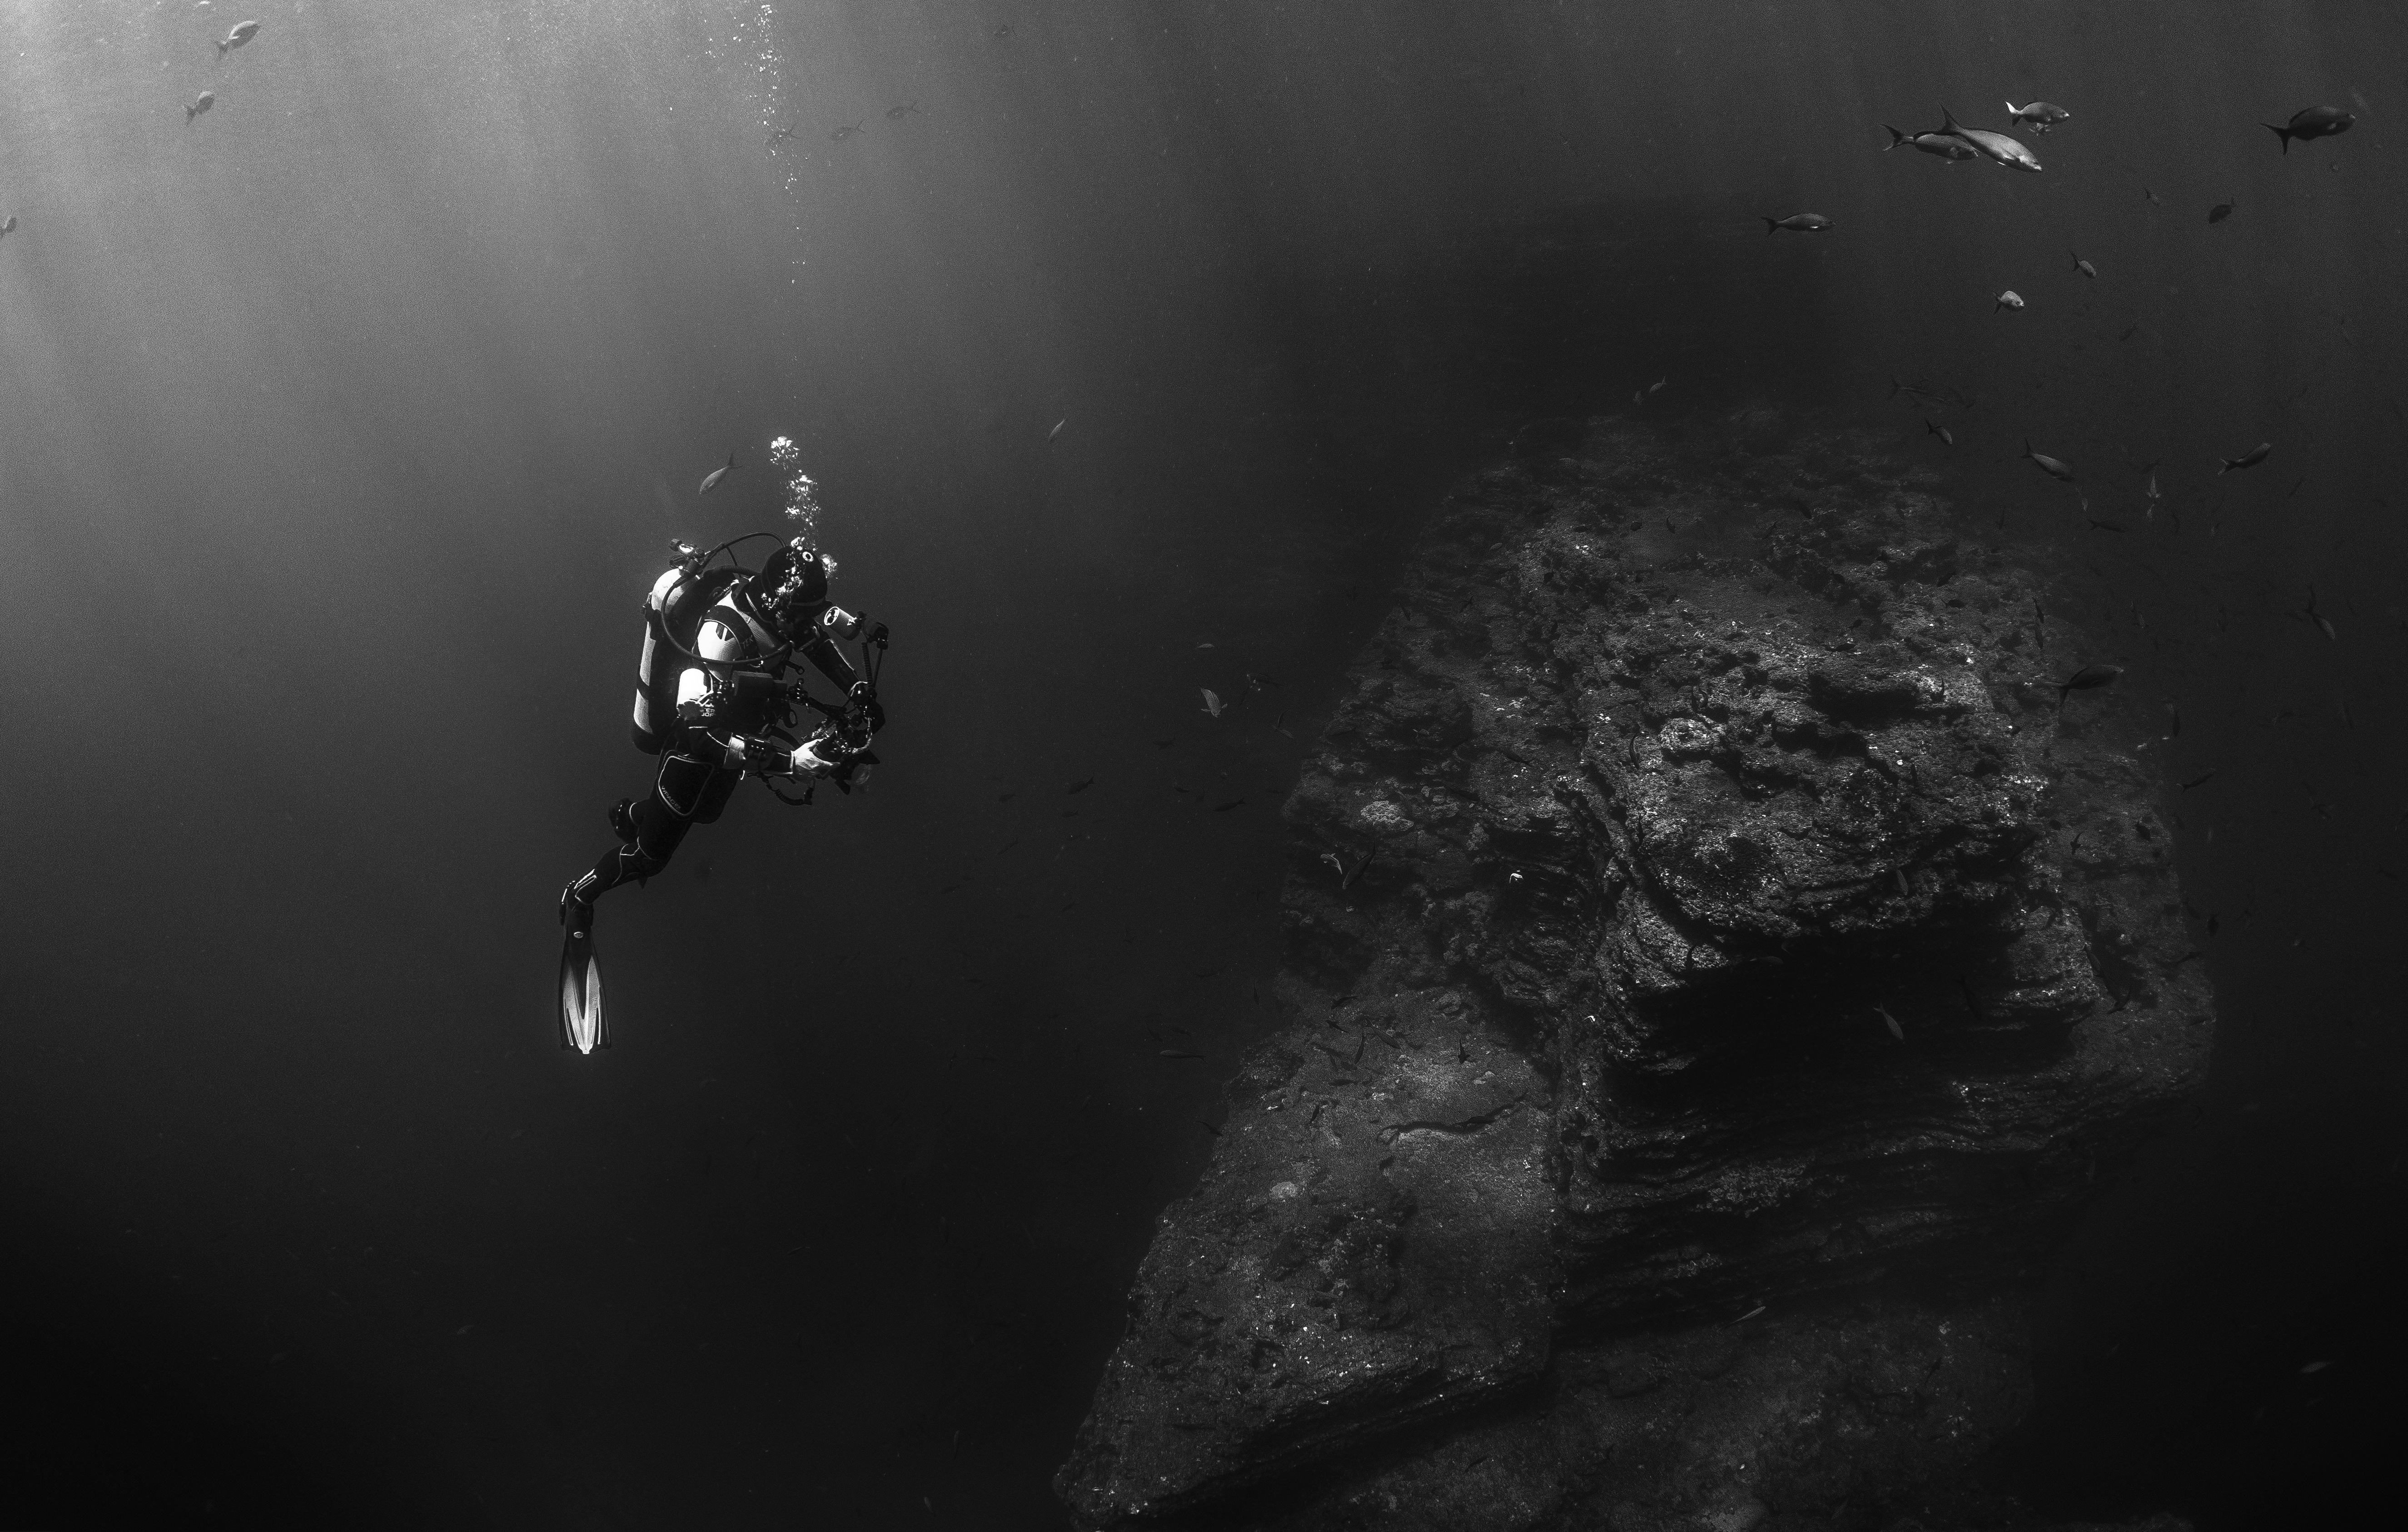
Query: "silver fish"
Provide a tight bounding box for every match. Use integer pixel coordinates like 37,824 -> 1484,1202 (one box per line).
1883,125 -> 1977,161
2071,251 -> 2097,279
1938,106 -> 2041,172
218,20 -> 261,56
1876,1005 -> 1904,1041
1199,688 -> 1223,719
1048,417 -> 1069,443
1995,289 -> 2025,313
699,450 -> 735,494
2022,440 -> 2076,482
185,90 -> 214,125
1761,213 -> 1834,235
2218,442 -> 2272,474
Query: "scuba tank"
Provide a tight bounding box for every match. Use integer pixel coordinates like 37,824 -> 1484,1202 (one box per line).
630,548 -> 745,754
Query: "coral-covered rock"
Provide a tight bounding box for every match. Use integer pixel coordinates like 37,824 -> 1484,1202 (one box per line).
1057,416 -> 2212,1530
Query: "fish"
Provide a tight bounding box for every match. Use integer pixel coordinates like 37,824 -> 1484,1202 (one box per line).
2119,324 -> 2139,342
2071,251 -> 2098,279
886,101 -> 920,119
1883,125 -> 1978,160
2264,106 -> 2354,154
1213,799 -> 1246,813
1890,377 -> 1973,409
1066,776 -> 1095,794
0,215 -> 15,239
1047,417 -> 1069,443
1341,846 -> 1376,890
2143,186 -> 2163,205
2022,440 -> 2076,482
2303,587 -> 2338,642
992,24 -> 1012,38
1761,213 -> 1834,235
1875,1005 -> 1904,1041
766,121 -> 798,148
1647,377 -> 1668,394
2163,701 -> 2182,740
1925,418 -> 1953,446
830,119 -> 864,142
2089,518 -> 2126,532
2209,198 -> 2236,224
2005,100 -> 2071,133
1935,106 -> 2042,172
1995,289 -> 2025,313
2217,442 -> 2272,474
2056,663 -> 2123,706
699,450 -> 736,494
217,20 -> 261,55
1200,688 -> 1223,718
185,90 -> 214,125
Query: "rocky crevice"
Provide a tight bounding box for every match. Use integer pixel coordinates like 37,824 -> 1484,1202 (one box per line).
1058,413 -> 2212,1531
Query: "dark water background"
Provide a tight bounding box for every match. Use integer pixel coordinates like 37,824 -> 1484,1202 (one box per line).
0,2 -> 2399,1526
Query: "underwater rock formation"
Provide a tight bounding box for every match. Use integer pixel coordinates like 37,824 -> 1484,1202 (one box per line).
1058,414 -> 2213,1531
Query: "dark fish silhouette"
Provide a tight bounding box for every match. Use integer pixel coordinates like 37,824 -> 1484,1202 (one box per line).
886,101 -> 920,119
767,121 -> 798,148
2264,106 -> 2353,154
185,90 -> 214,125
2181,770 -> 2217,791
2057,664 -> 2123,706
1883,126 -> 1976,160
2022,440 -> 2077,482
830,120 -> 864,142
1891,377 -> 1973,409
1761,213 -> 1834,235
1925,418 -> 1953,446
2209,198 -> 2236,224
1066,776 -> 1095,794
2071,251 -> 2098,279
2218,442 -> 2272,475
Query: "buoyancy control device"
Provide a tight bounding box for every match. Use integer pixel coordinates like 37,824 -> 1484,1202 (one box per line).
631,542 -> 757,754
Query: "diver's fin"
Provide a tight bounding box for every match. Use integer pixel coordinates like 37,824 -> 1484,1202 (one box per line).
558,930 -> 606,1054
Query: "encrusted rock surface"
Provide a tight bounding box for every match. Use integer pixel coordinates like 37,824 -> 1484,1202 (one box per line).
1057,413 -> 2213,1530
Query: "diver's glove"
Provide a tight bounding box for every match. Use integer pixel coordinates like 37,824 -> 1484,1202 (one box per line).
790,736 -> 846,777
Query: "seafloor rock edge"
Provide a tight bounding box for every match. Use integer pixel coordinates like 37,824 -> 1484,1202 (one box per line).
1059,414 -> 2213,1530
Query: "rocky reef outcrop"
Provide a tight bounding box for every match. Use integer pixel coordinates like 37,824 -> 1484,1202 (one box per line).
1058,413 -> 2213,1531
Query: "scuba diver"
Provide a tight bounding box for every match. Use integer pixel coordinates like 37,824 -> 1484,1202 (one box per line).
556,532 -> 888,1052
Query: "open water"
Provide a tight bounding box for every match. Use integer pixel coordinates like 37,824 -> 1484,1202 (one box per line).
0,4 -> 2398,1527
